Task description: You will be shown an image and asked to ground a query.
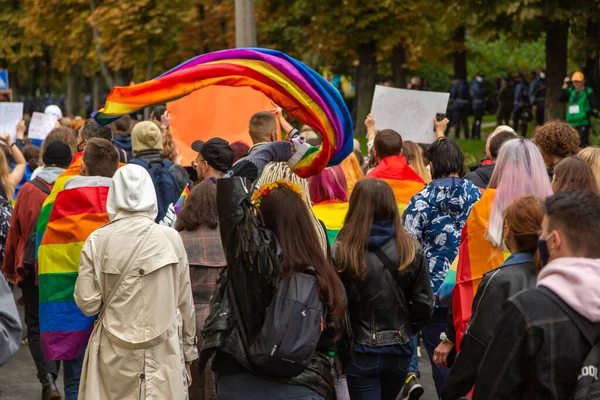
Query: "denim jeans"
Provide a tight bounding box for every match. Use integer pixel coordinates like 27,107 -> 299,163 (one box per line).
407,308 -> 450,399
63,348 -> 86,400
345,353 -> 411,400
218,372 -> 324,400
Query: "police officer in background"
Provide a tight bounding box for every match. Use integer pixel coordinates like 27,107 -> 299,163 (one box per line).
496,76 -> 513,126
560,71 -> 599,147
449,76 -> 471,138
469,72 -> 486,139
513,71 -> 531,136
530,68 -> 546,126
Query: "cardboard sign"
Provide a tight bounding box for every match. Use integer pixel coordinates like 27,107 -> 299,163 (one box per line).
0,102 -> 23,141
370,85 -> 450,143
28,112 -> 58,141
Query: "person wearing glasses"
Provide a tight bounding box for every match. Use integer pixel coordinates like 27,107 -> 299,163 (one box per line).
191,138 -> 234,183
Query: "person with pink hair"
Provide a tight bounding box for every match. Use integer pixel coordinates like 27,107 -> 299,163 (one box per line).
443,137 -> 553,361
309,166 -> 350,244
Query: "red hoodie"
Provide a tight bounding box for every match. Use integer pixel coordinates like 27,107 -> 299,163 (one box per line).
366,155 -> 425,183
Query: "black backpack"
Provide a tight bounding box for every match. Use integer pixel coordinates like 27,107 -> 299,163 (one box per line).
130,158 -> 180,222
22,179 -> 51,271
228,268 -> 326,378
541,288 -> 600,400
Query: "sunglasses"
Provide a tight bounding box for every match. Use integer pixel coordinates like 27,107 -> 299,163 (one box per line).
191,159 -> 207,169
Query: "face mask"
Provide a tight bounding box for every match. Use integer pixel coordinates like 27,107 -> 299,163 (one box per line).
537,232 -> 554,266
476,77 -> 483,83
540,72 -> 545,79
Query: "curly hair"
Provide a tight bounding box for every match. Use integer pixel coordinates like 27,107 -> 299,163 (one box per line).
161,129 -> 179,162
532,121 -> 580,159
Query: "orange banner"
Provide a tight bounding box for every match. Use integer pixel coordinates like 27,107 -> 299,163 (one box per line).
167,86 -> 280,166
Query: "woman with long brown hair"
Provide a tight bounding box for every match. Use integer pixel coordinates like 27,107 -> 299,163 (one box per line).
201,140 -> 346,400
334,178 -> 433,400
175,180 -> 225,400
551,156 -> 599,194
442,195 -> 544,400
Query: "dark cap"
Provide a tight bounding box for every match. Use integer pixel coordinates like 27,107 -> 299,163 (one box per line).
192,138 -> 234,173
43,141 -> 72,168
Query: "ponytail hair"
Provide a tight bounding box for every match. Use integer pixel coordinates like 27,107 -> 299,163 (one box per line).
502,195 -> 545,272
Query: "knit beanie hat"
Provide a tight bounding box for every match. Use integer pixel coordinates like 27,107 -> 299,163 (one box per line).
43,141 -> 72,168
132,121 -> 163,156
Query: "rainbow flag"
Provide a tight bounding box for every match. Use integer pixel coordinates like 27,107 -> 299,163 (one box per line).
94,48 -> 354,178
312,200 -> 349,245
452,189 -> 508,350
174,184 -> 190,216
36,154 -> 112,361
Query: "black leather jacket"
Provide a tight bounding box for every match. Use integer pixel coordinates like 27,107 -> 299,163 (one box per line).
473,286 -> 599,399
200,142 -> 337,399
341,239 -> 433,348
443,254 -> 537,400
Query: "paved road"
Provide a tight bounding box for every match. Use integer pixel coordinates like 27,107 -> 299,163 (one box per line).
0,291 -> 439,400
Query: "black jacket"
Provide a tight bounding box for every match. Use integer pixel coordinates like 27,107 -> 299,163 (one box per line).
472,286 -> 598,400
200,142 -> 337,399
443,254 -> 537,400
341,239 -> 433,348
464,163 -> 494,189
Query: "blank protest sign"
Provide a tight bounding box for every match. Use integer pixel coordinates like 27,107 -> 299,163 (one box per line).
29,112 -> 58,141
370,86 -> 449,144
0,102 -> 23,141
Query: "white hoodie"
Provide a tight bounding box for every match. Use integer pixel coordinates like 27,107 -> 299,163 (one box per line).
537,257 -> 600,323
106,164 -> 158,221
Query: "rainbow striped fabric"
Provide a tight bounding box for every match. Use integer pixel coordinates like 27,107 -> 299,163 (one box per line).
36,154 -> 112,360
452,188 -> 509,351
174,184 -> 190,216
93,48 -> 353,177
312,200 -> 349,245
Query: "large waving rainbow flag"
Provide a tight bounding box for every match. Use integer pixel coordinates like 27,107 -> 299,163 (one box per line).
94,48 -> 353,177
312,200 -> 349,245
37,154 -> 112,360
452,188 -> 508,350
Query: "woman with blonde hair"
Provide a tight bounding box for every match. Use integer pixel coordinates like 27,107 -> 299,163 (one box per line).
339,152 -> 364,193
0,133 -> 26,200
577,146 -> 600,191
403,141 -> 431,183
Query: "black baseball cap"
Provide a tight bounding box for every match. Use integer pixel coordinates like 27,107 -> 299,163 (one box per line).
192,138 -> 234,173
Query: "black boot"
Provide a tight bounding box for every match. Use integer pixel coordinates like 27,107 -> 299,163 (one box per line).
41,373 -> 61,400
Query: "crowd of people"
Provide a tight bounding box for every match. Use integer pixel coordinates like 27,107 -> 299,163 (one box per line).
0,100 -> 599,400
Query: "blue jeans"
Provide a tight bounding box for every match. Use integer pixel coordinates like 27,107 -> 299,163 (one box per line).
218,372 -> 324,399
407,308 -> 450,399
63,349 -> 86,400
345,353 -> 410,400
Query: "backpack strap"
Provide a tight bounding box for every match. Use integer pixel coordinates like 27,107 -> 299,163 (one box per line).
374,246 -> 405,293
130,158 -> 150,169
30,178 -> 51,195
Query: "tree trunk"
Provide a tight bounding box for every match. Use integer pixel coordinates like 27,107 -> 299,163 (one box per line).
355,42 -> 377,136
392,43 -> 407,88
66,64 -> 81,117
583,17 -> 600,94
32,56 -> 41,96
92,73 -> 101,112
44,46 -> 52,95
545,21 -> 569,121
453,25 -> 467,80
143,43 -> 154,120
89,0 -> 114,88
235,0 -> 257,47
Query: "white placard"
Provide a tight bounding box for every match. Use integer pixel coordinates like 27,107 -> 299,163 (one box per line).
370,86 -> 450,144
0,102 -> 24,141
28,112 -> 58,141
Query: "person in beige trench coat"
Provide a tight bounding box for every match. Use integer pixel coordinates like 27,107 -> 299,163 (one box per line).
74,164 -> 198,400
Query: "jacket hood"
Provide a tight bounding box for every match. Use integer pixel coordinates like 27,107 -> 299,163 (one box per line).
367,156 -> 424,183
421,178 -> 478,216
107,164 -> 158,221
36,167 -> 65,185
113,134 -> 132,151
537,257 -> 600,322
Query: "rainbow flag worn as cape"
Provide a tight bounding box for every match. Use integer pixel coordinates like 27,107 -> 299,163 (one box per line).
452,188 -> 509,351
94,48 -> 354,178
174,184 -> 190,216
312,200 -> 349,245
36,154 -> 112,361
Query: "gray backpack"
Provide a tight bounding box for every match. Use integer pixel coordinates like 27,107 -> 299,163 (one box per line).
228,268 -> 325,378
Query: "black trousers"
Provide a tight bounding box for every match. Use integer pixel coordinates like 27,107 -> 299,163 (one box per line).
496,105 -> 511,126
576,125 -> 591,148
452,108 -> 470,138
471,109 -> 484,139
20,273 -> 59,381
534,105 -> 545,126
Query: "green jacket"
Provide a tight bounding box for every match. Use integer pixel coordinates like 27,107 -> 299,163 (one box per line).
565,87 -> 593,127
